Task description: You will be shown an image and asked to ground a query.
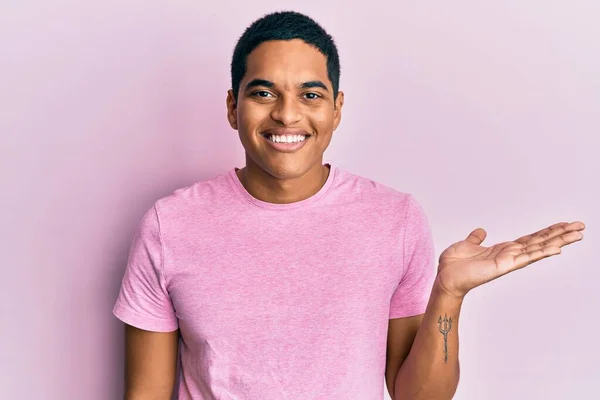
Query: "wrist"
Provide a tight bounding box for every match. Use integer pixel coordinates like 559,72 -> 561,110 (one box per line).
431,278 -> 466,306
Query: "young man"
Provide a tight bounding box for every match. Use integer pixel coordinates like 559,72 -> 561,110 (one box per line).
113,11 -> 585,400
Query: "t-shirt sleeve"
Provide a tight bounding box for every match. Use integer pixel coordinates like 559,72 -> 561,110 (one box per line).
389,195 -> 436,319
112,205 -> 178,332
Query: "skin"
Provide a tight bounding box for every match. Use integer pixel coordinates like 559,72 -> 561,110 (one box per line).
385,315 -> 423,397
226,39 -> 344,204
123,325 -> 178,399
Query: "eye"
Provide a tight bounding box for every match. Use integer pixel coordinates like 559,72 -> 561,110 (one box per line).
303,92 -> 322,100
252,90 -> 273,98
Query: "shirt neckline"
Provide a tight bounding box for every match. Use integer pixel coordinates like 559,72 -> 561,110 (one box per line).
228,164 -> 337,210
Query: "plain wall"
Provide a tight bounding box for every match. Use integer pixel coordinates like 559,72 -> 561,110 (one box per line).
1,1 -> 598,399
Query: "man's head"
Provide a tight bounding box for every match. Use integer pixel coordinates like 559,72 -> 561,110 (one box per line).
226,11 -> 344,180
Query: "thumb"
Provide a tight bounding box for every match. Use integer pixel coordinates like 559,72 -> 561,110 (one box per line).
465,228 -> 487,245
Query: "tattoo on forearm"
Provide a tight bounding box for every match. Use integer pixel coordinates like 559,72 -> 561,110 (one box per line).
438,314 -> 452,363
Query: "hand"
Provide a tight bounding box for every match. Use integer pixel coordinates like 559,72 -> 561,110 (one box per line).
435,221 -> 585,298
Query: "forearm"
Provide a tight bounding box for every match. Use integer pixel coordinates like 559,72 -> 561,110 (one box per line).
125,392 -> 172,400
394,282 -> 464,400
125,381 -> 174,400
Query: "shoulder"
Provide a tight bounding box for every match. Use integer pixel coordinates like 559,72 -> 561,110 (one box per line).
153,169 -> 234,221
332,167 -> 419,212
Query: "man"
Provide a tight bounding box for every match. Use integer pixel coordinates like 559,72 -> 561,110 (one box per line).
113,11 -> 585,399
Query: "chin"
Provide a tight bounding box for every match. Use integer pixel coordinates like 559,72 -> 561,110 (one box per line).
262,159 -> 314,180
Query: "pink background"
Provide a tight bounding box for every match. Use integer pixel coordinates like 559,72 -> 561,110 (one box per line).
1,1 -> 598,399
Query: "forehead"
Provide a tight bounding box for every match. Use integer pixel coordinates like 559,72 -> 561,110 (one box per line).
244,39 -> 330,87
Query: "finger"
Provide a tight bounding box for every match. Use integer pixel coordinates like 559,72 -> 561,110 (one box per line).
466,228 -> 487,245
514,222 -> 569,244
513,245 -> 562,269
522,230 -> 584,253
527,221 -> 586,245
504,243 -> 527,256
515,221 -> 585,245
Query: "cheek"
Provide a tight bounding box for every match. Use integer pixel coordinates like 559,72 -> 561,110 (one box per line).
309,108 -> 335,130
238,103 -> 270,131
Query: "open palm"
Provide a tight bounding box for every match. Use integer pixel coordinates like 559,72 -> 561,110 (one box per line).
436,221 -> 585,298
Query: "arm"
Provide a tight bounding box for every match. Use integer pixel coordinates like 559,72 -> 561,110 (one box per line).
392,283 -> 462,400
390,220 -> 584,399
385,194 -> 441,398
124,324 -> 179,400
112,206 -> 181,398
385,315 -> 423,398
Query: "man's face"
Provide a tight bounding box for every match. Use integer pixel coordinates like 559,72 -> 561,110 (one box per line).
227,39 -> 344,180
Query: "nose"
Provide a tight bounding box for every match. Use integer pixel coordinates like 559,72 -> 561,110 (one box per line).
270,95 -> 302,126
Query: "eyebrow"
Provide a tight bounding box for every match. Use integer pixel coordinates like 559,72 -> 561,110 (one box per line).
244,79 -> 329,92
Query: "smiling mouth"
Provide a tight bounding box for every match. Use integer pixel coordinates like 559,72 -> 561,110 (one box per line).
260,133 -> 309,143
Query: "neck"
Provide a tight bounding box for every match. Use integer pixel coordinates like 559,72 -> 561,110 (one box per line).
236,161 -> 330,204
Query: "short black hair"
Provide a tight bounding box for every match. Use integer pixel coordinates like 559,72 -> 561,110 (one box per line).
230,11 -> 340,102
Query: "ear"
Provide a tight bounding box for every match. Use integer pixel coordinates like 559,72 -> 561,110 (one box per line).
333,90 -> 344,131
226,89 -> 238,130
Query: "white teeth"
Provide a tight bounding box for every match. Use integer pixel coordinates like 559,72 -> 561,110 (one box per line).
267,134 -> 307,143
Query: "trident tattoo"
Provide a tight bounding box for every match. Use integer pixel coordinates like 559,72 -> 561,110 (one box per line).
438,314 -> 452,363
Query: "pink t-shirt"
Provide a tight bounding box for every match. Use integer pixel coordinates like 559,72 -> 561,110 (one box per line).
113,165 -> 436,399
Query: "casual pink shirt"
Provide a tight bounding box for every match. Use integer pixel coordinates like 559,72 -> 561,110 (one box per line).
113,165 -> 436,399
